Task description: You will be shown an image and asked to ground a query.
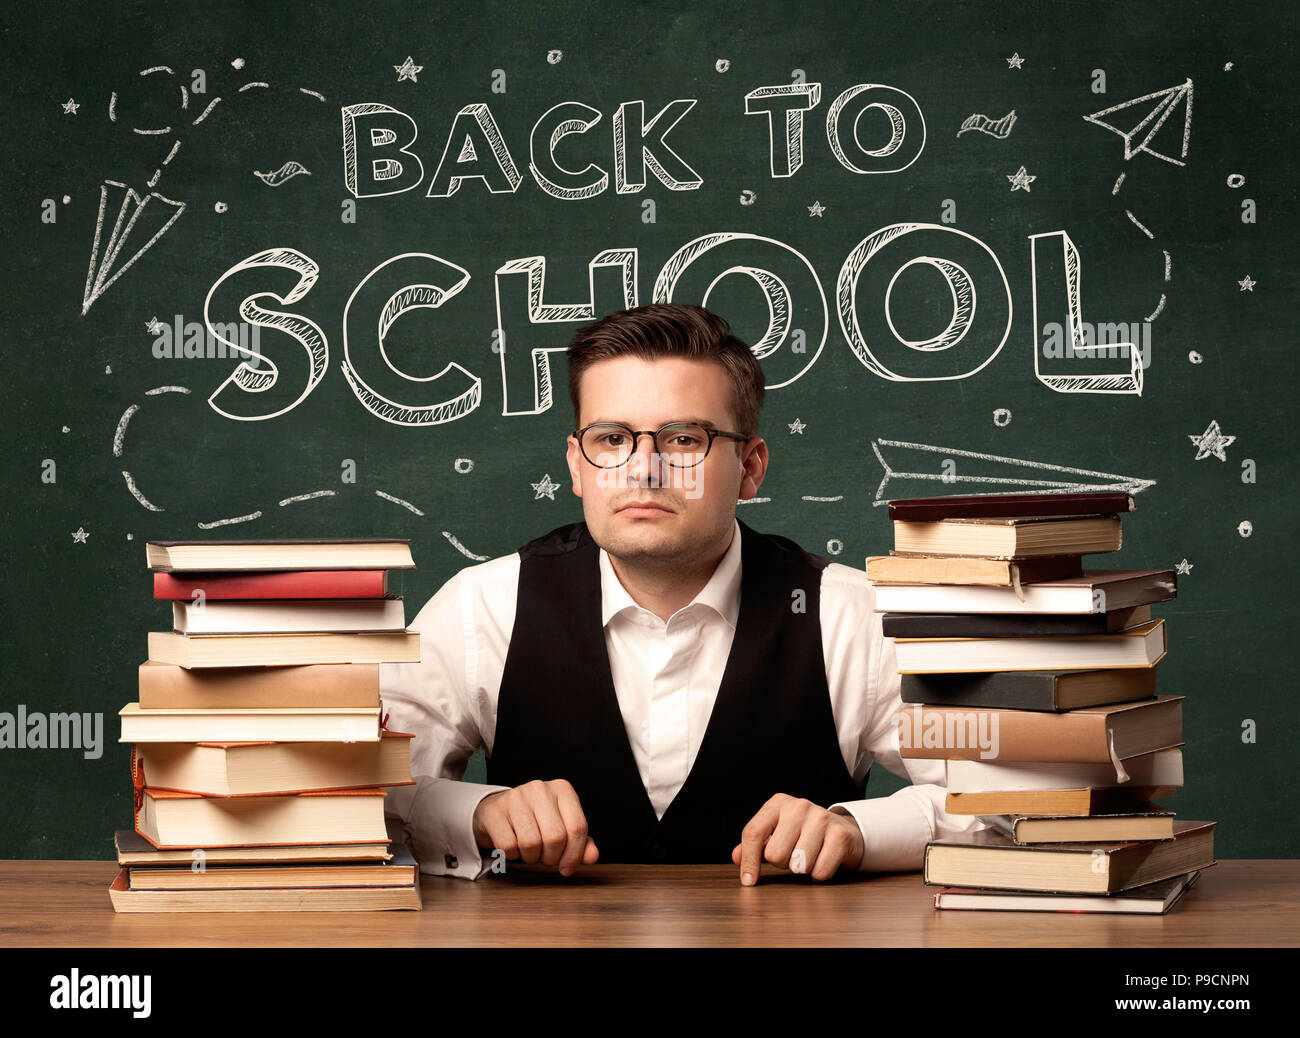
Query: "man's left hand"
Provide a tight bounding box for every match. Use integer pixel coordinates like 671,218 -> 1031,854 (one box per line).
732,794 -> 865,885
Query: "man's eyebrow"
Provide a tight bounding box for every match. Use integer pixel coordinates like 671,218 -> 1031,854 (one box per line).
585,417 -> 719,427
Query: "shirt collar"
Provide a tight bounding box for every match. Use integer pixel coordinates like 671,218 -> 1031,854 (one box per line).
598,517 -> 742,630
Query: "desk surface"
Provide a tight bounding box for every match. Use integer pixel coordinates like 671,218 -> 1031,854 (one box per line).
2,859 -> 1297,947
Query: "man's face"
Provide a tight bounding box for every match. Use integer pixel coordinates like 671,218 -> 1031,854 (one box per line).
565,355 -> 767,565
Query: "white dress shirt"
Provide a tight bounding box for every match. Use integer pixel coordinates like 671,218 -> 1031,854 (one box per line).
380,517 -> 988,878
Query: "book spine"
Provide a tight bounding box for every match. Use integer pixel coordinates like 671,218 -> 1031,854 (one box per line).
884,613 -> 1117,638
888,492 -> 1134,521
153,570 -> 388,600
138,662 -> 381,709
900,671 -> 1063,710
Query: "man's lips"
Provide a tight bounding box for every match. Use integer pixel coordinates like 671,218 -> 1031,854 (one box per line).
617,502 -> 676,516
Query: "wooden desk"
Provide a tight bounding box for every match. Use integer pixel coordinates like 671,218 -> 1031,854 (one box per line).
1,859 -> 1296,947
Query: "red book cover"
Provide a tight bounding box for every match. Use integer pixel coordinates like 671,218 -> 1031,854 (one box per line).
153,570 -> 389,600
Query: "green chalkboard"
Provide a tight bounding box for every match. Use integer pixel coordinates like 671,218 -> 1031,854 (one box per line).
2,0 -> 1296,860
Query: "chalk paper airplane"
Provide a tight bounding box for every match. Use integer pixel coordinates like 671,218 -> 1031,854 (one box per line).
1083,79 -> 1192,166
870,438 -> 1155,505
82,179 -> 186,315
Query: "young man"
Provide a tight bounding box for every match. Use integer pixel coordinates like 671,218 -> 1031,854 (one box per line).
380,303 -> 986,884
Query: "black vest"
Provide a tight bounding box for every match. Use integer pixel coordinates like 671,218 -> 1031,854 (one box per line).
485,518 -> 864,863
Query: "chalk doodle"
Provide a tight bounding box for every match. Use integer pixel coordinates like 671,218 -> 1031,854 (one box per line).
1226,173 -> 1245,188
254,161 -> 312,186
1007,166 -> 1035,192
871,438 -> 1155,504
826,539 -> 843,555
1175,559 -> 1193,575
739,189 -> 756,205
1189,351 -> 1203,364
279,490 -> 336,507
443,531 -> 489,561
394,57 -> 423,82
745,83 -> 821,177
788,419 -> 806,434
375,490 -> 424,515
62,99 -> 80,115
531,474 -> 561,500
1029,231 -> 1143,395
993,408 -> 1012,427
1237,521 -> 1253,538
737,497 -> 771,505
454,458 -> 475,474
1084,80 -> 1193,166
197,511 -> 262,529
1189,420 -> 1235,462
957,110 -> 1016,139
71,527 -> 90,543
1006,53 -> 1025,69
1238,275 -> 1256,292
715,59 -> 729,73
807,200 -> 826,216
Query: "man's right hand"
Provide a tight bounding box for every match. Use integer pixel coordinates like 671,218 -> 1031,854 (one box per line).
471,779 -> 599,876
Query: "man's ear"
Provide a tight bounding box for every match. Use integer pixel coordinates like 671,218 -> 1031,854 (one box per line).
566,435 -> 584,498
738,437 -> 769,500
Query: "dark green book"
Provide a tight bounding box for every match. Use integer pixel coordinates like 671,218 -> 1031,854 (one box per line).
882,605 -> 1150,639
900,668 -> 1158,711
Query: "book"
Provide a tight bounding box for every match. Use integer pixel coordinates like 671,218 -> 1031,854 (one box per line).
153,570 -> 391,600
893,515 -> 1122,559
866,554 -> 1083,587
872,569 -> 1177,615
898,695 -> 1183,762
946,786 -> 1179,816
945,748 -> 1184,792
1010,806 -> 1176,843
883,605 -> 1152,639
171,596 -> 407,634
893,619 -> 1167,672
126,843 -> 418,890
114,830 -> 391,866
888,491 -> 1136,522
932,870 -> 1201,914
120,703 -> 383,743
900,667 -> 1158,711
138,661 -> 381,710
135,788 -> 390,849
135,731 -> 414,795
146,538 -> 415,572
109,868 -> 421,912
147,629 -> 420,667
923,820 -> 1216,894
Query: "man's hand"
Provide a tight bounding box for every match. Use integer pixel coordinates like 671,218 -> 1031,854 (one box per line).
472,779 -> 599,876
732,794 -> 865,885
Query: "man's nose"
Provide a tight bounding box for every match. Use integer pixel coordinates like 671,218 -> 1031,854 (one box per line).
625,432 -> 661,484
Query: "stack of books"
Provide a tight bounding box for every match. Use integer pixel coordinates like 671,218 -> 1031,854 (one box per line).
109,538 -> 425,912
867,492 -> 1217,914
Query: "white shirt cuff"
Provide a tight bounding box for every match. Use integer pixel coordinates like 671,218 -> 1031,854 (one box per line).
828,794 -> 936,873
387,777 -> 511,880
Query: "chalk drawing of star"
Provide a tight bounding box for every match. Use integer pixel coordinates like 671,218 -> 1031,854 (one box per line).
788,418 -> 806,434
62,98 -> 80,114
531,473 -> 560,500
1007,166 -> 1036,192
1224,62 -> 1234,71
807,201 -> 826,217
394,57 -> 423,83
1006,53 -> 1025,69
1188,420 -> 1236,462
1175,558 -> 1193,575
1238,275 -> 1255,291
146,316 -> 162,335
72,526 -> 90,543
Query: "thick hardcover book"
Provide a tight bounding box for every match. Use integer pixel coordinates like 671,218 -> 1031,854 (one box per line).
898,695 -> 1183,762
171,596 -> 407,634
126,842 -> 418,890
892,515 -> 1122,559
899,667 -> 1158,712
146,629 -> 420,667
888,491 -> 1135,521
1009,806 -> 1175,844
866,554 -> 1084,587
120,702 -> 383,743
893,619 -> 1167,672
153,570 -> 391,600
109,868 -> 421,912
114,830 -> 392,865
882,605 -> 1151,638
945,747 -> 1184,792
146,538 -> 414,572
946,786 -> 1178,816
932,870 -> 1202,914
923,820 -> 1216,894
138,661 -> 382,710
872,569 -> 1177,615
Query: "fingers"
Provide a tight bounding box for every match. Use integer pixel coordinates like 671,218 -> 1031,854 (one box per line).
738,796 -> 783,886
736,796 -> 862,884
471,779 -> 597,875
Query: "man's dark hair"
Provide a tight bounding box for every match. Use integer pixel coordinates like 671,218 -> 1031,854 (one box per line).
567,303 -> 764,436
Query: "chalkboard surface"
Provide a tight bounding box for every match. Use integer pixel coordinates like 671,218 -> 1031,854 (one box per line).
2,0 -> 1295,860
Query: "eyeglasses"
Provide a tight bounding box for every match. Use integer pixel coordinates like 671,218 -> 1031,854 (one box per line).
573,421 -> 751,469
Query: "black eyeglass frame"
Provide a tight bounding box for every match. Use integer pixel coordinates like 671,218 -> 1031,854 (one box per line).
572,421 -> 753,469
